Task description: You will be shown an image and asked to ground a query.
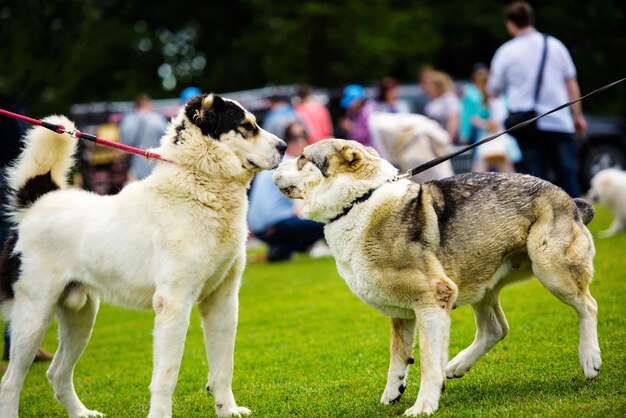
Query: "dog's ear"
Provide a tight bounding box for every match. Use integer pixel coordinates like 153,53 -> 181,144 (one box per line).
335,143 -> 363,166
185,94 -> 206,124
202,94 -> 225,112
184,93 -> 224,138
186,93 -> 224,121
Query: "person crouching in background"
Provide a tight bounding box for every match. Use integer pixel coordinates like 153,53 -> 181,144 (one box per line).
248,122 -> 327,262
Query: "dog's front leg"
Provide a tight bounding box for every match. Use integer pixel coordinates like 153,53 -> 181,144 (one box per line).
148,291 -> 194,418
198,256 -> 250,418
404,305 -> 451,416
381,317 -> 416,405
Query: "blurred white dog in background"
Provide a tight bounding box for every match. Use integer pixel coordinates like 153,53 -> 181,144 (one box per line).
587,168 -> 626,238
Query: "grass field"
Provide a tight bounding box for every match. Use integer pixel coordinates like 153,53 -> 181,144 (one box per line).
2,205 -> 625,417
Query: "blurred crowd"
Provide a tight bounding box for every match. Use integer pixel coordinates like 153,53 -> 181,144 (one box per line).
247,1 -> 587,262
1,1 -> 587,265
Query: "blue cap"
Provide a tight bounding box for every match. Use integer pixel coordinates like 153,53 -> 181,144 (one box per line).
180,86 -> 202,102
340,84 -> 366,109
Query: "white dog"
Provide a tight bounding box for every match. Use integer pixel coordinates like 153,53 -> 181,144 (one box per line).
0,94 -> 286,418
587,168 -> 626,238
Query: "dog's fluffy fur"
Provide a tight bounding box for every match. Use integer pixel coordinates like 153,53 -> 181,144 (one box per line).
587,168 -> 626,238
273,138 -> 600,416
0,94 -> 286,418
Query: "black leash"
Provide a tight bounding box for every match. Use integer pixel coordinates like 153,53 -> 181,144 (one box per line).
393,77 -> 626,180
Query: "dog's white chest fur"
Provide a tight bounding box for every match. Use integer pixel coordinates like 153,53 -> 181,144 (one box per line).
325,189 -> 414,320
16,178 -> 248,310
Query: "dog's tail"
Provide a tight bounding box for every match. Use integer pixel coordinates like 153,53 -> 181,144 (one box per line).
1,116 -> 78,307
3,115 -> 78,224
574,197 -> 595,225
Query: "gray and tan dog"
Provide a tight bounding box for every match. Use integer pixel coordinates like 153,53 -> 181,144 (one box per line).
273,138 -> 600,416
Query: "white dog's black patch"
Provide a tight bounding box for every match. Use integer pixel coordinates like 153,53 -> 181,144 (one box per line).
1,171 -> 59,301
185,94 -> 251,139
14,171 -> 59,208
0,232 -> 19,302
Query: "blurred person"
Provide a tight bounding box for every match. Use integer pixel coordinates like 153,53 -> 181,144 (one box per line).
119,94 -> 168,180
459,64 -> 521,172
459,63 -> 491,145
248,122 -> 326,262
474,96 -> 522,173
294,85 -> 333,144
375,77 -> 410,114
415,64 -> 435,114
338,84 -> 377,149
0,96 -> 53,372
423,70 -> 461,145
488,1 -> 586,197
262,94 -> 303,139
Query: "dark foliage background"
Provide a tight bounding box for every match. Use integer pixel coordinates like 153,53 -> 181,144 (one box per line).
0,0 -> 624,116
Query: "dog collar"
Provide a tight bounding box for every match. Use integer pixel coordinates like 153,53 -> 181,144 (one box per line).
327,188 -> 377,224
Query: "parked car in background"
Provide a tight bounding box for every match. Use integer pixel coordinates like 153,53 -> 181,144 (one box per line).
577,114 -> 626,192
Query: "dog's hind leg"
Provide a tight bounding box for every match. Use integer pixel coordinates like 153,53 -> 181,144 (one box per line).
0,293 -> 55,417
47,293 -> 103,418
445,288 -> 509,379
380,317 -> 416,405
528,216 -> 601,379
198,255 -> 250,418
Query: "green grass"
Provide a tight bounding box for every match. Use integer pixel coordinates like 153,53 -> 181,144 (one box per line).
2,205 -> 625,417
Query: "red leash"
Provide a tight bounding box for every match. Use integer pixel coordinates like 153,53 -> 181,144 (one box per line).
0,108 -> 170,162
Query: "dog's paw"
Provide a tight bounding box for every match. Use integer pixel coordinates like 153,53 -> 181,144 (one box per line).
445,356 -> 470,379
579,346 -> 602,380
380,379 -> 407,405
72,409 -> 105,418
216,405 -> 251,417
404,399 -> 438,416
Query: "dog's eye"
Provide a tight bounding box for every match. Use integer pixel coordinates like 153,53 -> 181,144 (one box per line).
238,121 -> 258,138
309,157 -> 328,177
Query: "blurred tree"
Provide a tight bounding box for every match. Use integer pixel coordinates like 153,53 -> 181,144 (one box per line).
0,0 -> 623,116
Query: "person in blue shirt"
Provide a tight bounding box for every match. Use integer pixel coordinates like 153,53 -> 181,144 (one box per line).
248,121 -> 325,262
119,94 -> 168,180
459,63 -> 491,145
261,94 -> 304,139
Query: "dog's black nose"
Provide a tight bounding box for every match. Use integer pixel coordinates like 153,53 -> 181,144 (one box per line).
276,140 -> 287,155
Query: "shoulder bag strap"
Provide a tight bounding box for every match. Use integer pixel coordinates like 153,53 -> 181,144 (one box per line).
533,34 -> 549,107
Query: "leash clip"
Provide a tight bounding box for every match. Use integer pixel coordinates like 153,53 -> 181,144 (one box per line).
65,128 -> 80,138
145,149 -> 157,160
389,171 -> 411,182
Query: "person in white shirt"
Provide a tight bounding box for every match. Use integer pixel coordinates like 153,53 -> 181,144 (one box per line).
487,1 -> 586,197
423,70 -> 461,145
